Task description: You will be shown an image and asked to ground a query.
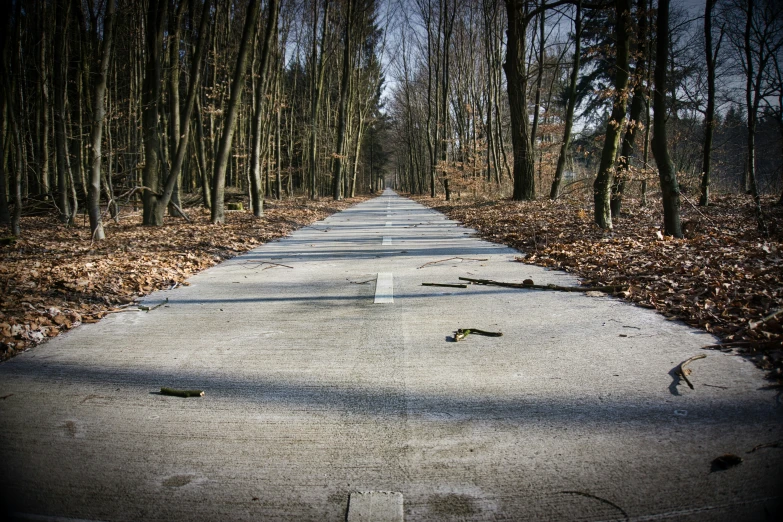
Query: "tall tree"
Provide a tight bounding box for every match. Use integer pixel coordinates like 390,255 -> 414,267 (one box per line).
610,0 -> 648,217
551,0 -> 582,199
308,0 -> 331,199
652,0 -> 682,237
87,0 -> 116,241
141,0 -> 167,225
504,0 -> 536,200
211,0 -> 262,224
699,0 -> 722,206
332,0 -> 356,200
157,0 -> 213,221
593,0 -> 631,229
250,0 -> 280,216
53,0 -> 72,223
734,0 -> 783,231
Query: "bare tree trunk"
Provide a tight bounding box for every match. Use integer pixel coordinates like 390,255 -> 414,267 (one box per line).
551,0 -> 581,199
699,0 -> 720,206
166,0 -> 187,217
0,0 -> 11,227
275,65 -> 282,200
250,0 -> 278,216
40,2 -> 51,199
7,95 -> 22,236
195,96 -> 211,209
504,0 -> 535,200
87,0 -> 115,241
155,0 -> 213,223
441,0 -> 455,201
54,0 -> 72,223
593,0 -> 631,229
332,0 -> 355,201
652,0 -> 682,238
530,2 -> 545,151
141,0 -> 166,225
211,0 -> 261,224
2,1 -> 23,235
610,0 -> 648,217
308,0 -> 330,199
743,0 -> 767,233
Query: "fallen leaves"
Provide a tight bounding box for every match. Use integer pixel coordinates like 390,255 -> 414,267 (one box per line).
415,194 -> 783,382
0,198 -> 364,361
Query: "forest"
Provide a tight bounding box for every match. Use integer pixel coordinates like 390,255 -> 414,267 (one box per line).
0,0 -> 781,239
0,0 -> 781,372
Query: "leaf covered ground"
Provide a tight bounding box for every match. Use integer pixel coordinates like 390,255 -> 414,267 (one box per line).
414,193 -> 783,382
0,197 -> 364,362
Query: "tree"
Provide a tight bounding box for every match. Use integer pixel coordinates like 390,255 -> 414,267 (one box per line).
54,0 -> 73,223
503,0 -> 537,200
652,0 -> 682,238
551,0 -> 583,199
593,0 -> 631,229
332,0 -> 356,200
211,0 -> 262,224
610,0 -> 649,217
87,0 -> 116,241
250,0 -> 280,216
699,0 -> 723,206
729,0 -> 783,230
140,0 -> 167,226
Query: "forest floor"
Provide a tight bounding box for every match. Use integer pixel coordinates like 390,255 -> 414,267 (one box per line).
413,192 -> 783,383
0,196 -> 366,362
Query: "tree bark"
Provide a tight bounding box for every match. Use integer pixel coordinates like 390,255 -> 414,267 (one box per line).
54,0 -> 72,223
141,0 -> 166,225
504,0 -> 535,201
308,0 -> 330,199
211,0 -> 262,224
742,0 -> 768,233
39,1 -> 51,199
87,0 -> 115,241
652,0 -> 682,238
610,0 -> 647,217
332,0 -> 355,201
593,0 -> 631,229
530,2 -> 545,151
249,0 -> 279,216
551,0 -> 581,199
166,0 -> 188,217
699,0 -> 719,206
154,0 -> 212,223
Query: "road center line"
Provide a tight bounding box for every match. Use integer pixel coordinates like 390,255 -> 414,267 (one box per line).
385,221 -> 392,227
382,237 -> 392,245
347,491 -> 403,522
374,273 -> 394,304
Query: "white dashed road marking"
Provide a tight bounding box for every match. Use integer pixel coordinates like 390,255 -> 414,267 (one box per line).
374,273 -> 394,304
347,491 -> 404,522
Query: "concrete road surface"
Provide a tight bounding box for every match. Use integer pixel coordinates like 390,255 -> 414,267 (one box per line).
1,190 -> 781,521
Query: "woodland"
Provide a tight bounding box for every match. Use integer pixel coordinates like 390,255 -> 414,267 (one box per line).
0,0 -> 781,376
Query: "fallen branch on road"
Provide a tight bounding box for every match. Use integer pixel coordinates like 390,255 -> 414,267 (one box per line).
676,354 -> 707,390
454,328 -> 503,341
245,261 -> 294,270
160,387 -> 205,398
139,298 -> 168,312
418,257 -> 488,269
459,277 -> 625,293
422,283 -> 468,288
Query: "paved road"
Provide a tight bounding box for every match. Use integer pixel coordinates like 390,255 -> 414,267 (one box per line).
1,190 -> 781,521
